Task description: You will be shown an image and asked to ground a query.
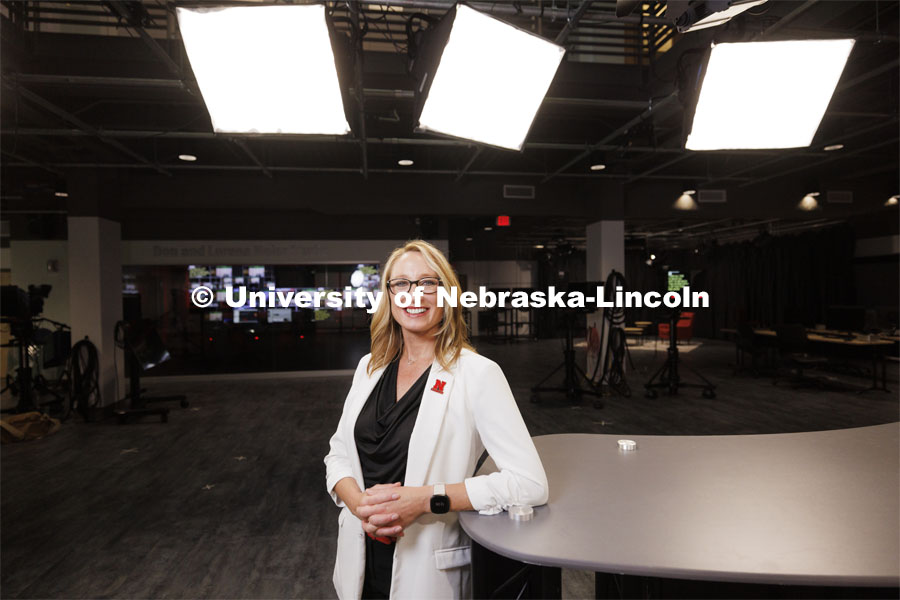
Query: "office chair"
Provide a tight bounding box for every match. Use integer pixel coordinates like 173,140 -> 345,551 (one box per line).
773,324 -> 828,388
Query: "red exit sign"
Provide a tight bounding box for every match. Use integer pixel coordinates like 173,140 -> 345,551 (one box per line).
496,215 -> 511,227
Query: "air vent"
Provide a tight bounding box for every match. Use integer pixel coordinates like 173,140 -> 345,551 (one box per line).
697,189 -> 727,203
503,184 -> 535,200
826,190 -> 853,204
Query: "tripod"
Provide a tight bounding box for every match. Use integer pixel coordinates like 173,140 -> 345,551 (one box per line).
531,312 -> 604,406
0,319 -> 71,417
644,312 -> 716,399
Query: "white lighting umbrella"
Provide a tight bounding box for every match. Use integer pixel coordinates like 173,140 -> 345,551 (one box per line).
176,5 -> 350,135
417,4 -> 566,151
686,39 -> 855,151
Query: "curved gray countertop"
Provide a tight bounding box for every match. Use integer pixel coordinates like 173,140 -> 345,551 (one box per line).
459,423 -> 900,587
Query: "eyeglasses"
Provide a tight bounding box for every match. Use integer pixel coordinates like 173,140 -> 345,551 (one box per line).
387,277 -> 441,294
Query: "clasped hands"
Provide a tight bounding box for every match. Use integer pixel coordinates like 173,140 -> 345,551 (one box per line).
352,482 -> 430,540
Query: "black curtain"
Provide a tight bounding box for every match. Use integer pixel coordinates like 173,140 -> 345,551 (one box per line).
623,224 -> 856,338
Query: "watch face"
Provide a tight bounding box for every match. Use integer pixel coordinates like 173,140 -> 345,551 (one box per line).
430,495 -> 451,514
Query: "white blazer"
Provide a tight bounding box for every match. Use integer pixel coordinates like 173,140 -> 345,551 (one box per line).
324,348 -> 549,599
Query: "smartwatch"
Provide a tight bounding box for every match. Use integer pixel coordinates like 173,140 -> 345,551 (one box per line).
430,483 -> 451,514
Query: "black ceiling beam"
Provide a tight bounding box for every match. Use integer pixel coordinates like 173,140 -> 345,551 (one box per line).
103,0 -> 196,96
455,146 -> 483,182
8,127 -> 876,162
839,163 -> 900,180
13,73 -> 186,89
624,153 -> 694,185
836,58 -> 900,92
755,0 -> 821,40
740,137 -> 899,187
705,119 -> 898,185
555,1 -> 593,45
230,138 -> 271,179
0,149 -> 62,176
348,2 -> 369,179
377,0 -> 670,25
541,92 -> 679,183
0,75 -> 171,176
0,160 -> 750,182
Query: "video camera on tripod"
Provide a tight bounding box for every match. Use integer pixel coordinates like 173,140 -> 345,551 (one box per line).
1,284 -> 73,415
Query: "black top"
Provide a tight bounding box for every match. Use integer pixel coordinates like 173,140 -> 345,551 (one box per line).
354,358 -> 431,489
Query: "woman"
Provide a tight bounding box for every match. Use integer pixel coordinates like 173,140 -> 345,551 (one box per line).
324,240 -> 548,599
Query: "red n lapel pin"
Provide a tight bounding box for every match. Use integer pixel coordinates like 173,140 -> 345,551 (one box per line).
431,379 -> 447,394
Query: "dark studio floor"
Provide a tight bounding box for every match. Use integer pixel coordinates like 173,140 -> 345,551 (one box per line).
2,338 -> 898,599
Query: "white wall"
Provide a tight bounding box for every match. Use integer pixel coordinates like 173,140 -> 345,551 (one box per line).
8,240 -> 70,326
586,220 -> 625,376
68,217 -> 124,408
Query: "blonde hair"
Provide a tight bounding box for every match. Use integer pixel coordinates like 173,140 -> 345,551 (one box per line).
368,240 -> 475,375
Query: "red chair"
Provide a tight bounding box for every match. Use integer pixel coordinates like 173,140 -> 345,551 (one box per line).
658,312 -> 695,344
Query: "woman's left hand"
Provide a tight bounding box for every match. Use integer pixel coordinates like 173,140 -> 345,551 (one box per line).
357,485 -> 430,537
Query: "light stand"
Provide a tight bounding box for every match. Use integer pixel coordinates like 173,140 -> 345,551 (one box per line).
531,311 -> 604,407
644,311 -> 716,399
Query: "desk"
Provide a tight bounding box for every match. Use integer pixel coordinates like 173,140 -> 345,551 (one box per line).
721,328 -> 894,391
623,326 -> 646,345
461,427 -> 900,597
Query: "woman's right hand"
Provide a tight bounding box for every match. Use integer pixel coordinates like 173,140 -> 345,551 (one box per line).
354,482 -> 404,537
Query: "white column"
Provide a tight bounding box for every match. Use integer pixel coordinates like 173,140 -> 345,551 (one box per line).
67,216 -> 123,408
586,220 -> 625,379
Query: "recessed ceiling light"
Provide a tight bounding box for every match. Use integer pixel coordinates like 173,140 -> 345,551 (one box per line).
534,244 -> 544,249
178,154 -> 198,162
54,191 -> 69,198
483,226 -> 493,231
589,164 -> 606,171
886,195 -> 899,206
397,159 -> 414,166
682,189 -> 697,196
823,143 -> 844,151
465,236 -> 473,241
650,254 -> 656,260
